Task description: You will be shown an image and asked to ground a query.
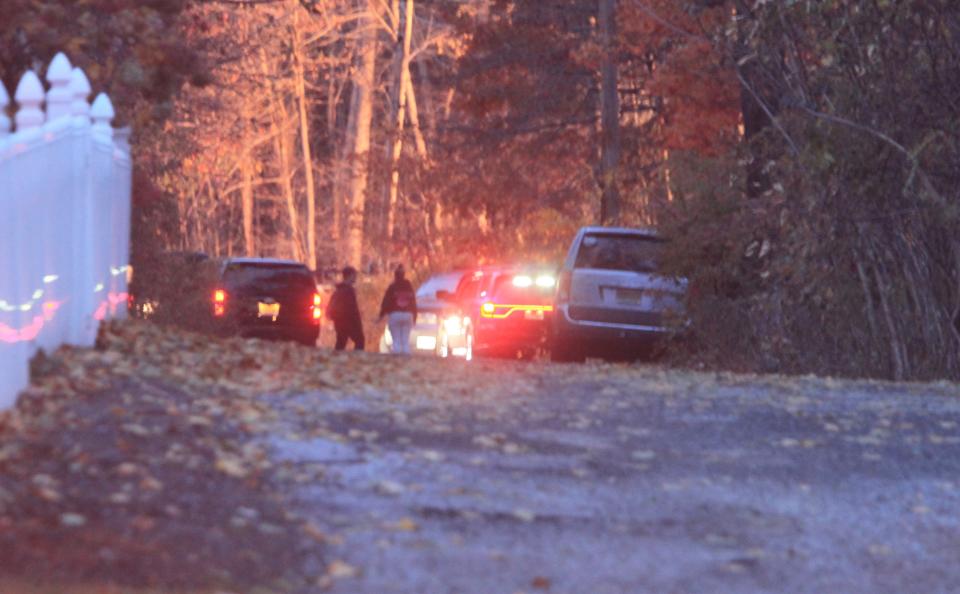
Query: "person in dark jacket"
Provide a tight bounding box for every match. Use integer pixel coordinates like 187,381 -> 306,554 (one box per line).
326,266 -> 365,351
378,264 -> 417,354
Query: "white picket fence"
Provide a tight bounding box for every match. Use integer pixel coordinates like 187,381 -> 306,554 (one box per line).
0,52 -> 132,409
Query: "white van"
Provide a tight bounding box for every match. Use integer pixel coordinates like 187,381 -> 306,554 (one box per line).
551,227 -> 687,362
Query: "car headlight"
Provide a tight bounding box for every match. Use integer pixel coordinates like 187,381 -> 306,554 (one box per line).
443,315 -> 464,334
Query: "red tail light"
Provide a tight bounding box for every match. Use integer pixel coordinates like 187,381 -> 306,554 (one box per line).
556,270 -> 572,304
311,293 -> 322,322
213,289 -> 226,317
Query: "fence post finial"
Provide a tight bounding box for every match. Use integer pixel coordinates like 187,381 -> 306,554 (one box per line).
14,71 -> 45,130
46,52 -> 73,121
0,81 -> 10,136
91,93 -> 115,139
69,68 -> 92,118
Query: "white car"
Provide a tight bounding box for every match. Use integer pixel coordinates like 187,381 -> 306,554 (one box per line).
551,227 -> 687,362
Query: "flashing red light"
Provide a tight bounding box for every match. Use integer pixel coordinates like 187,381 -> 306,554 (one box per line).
213,289 -> 226,317
312,293 -> 322,321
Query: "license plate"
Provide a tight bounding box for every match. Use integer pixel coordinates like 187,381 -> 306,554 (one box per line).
524,309 -> 545,321
416,335 -> 437,351
616,289 -> 644,304
257,302 -> 280,321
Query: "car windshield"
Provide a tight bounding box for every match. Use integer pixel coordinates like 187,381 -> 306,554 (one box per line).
416,272 -> 464,301
491,275 -> 553,305
574,234 -> 664,272
222,264 -> 316,292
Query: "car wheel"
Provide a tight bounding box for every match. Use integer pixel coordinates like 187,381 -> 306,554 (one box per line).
550,333 -> 585,363
437,332 -> 450,358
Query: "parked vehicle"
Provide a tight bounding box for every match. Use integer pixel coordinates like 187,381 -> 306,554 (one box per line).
551,227 -> 686,362
128,251 -> 213,322
380,270 -> 473,358
211,258 -> 322,346
443,267 -> 555,360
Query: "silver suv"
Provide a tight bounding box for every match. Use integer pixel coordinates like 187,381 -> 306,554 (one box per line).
551,227 -> 686,362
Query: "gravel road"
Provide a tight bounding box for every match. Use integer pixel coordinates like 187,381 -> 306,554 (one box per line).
262,359 -> 960,594
2,322 -> 959,594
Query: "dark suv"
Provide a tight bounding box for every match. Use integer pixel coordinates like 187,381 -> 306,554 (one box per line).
212,258 -> 322,346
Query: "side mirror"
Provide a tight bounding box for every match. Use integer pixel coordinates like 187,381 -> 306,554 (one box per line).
436,290 -> 454,302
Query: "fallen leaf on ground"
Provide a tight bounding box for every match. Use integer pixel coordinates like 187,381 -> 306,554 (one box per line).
327,560 -> 360,579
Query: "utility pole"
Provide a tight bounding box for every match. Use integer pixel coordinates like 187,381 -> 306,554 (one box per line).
598,0 -> 621,226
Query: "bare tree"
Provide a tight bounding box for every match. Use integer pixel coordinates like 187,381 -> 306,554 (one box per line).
345,1 -> 377,267
292,1 -> 318,269
386,0 -> 415,243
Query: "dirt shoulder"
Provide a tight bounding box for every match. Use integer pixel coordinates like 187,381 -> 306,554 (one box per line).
0,322 -> 330,591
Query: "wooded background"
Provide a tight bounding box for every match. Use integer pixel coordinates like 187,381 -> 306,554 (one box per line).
3,0 -> 959,381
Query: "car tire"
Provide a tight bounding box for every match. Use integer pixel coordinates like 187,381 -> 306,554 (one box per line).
437,332 -> 450,358
550,333 -> 585,363
289,330 -> 317,347
465,330 -> 474,362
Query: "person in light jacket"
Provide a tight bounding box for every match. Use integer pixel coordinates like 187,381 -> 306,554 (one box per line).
378,264 -> 417,354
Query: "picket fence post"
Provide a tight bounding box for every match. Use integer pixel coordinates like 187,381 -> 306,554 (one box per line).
0,52 -> 132,410
46,53 -> 73,121
91,93 -> 115,139
14,71 -> 45,130
70,68 -> 92,118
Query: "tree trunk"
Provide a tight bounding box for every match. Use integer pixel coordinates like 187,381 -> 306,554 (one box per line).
733,0 -> 773,197
292,3 -> 318,270
334,84 -> 359,260
598,0 -> 621,225
239,95 -> 256,255
415,56 -> 437,136
405,72 -> 428,160
662,148 -> 674,204
346,4 -> 377,268
387,0 -> 415,243
260,48 -> 304,262
241,153 -> 255,255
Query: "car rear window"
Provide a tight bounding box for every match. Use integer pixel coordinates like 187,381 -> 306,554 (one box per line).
574,234 -> 664,272
455,273 -> 485,302
222,264 -> 316,292
491,275 -> 553,304
416,273 -> 463,300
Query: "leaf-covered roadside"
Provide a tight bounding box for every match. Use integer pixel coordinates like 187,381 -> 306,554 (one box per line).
0,319 -> 548,591
0,321 -> 332,592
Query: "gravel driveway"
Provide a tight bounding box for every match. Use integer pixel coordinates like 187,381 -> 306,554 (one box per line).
2,321 -> 959,593
264,360 -> 960,594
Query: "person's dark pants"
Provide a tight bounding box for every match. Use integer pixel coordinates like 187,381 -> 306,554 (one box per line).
334,323 -> 365,351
